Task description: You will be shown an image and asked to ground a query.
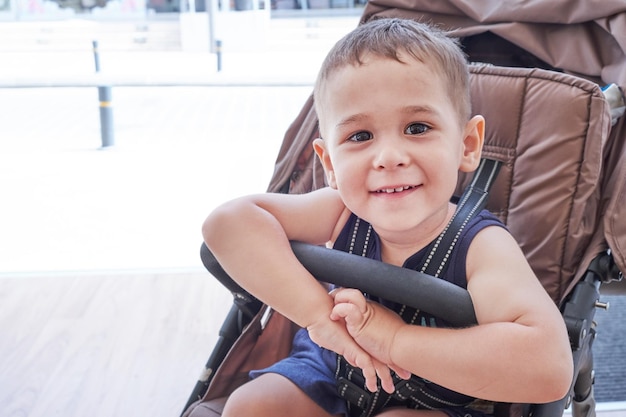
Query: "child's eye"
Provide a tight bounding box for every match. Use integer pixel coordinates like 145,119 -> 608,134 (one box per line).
348,131 -> 373,142
405,123 -> 430,135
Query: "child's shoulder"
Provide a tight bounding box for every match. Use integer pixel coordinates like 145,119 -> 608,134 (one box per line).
469,210 -> 506,232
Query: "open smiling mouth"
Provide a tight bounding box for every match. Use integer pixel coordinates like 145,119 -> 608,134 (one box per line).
375,185 -> 418,194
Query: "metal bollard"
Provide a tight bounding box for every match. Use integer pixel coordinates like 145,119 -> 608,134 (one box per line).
216,39 -> 222,72
92,40 -> 100,73
98,85 -> 114,148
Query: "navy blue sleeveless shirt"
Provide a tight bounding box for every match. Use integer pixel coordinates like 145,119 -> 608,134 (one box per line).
250,209 -> 505,416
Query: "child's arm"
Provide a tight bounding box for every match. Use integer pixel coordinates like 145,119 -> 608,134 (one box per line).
331,225 -> 573,404
202,187 -> 396,393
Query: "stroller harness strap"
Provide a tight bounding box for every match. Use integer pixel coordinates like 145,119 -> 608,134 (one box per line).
335,158 -> 501,417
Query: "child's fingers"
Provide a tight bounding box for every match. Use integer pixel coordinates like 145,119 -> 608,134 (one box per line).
362,360 -> 380,393
344,347 -> 395,393
331,288 -> 368,312
373,358 -> 395,393
329,302 -> 359,322
390,365 -> 411,380
354,357 -> 395,393
342,346 -> 373,389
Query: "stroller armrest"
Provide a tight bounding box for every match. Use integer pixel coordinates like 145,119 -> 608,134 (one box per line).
200,241 -> 477,327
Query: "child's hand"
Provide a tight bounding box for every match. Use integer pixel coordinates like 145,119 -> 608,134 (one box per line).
330,288 -> 411,383
306,312 -> 397,393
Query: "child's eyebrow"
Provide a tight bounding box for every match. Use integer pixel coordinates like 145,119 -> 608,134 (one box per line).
334,105 -> 440,129
335,113 -> 368,128
402,105 -> 439,116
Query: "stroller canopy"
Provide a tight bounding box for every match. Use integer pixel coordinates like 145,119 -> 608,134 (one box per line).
361,0 -> 626,88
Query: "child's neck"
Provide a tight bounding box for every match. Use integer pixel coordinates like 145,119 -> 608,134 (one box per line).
380,247 -> 415,267
378,203 -> 456,267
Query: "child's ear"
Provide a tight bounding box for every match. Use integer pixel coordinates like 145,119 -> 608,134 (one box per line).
459,115 -> 485,172
313,138 -> 337,189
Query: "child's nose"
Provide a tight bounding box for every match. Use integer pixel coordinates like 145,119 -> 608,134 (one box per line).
373,138 -> 410,169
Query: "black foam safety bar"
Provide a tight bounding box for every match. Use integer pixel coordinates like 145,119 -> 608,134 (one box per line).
290,242 -> 477,327
200,241 -> 478,327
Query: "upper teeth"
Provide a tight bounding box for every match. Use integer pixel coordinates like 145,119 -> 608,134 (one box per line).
379,186 -> 411,193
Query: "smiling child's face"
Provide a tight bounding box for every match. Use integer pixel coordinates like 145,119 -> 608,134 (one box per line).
314,53 -> 483,244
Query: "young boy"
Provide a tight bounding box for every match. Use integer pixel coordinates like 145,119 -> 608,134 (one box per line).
203,18 -> 573,417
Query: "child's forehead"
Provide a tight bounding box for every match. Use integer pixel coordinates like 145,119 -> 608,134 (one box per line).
316,57 -> 453,128
324,53 -> 440,89
332,51 -> 440,81
318,54 -> 441,95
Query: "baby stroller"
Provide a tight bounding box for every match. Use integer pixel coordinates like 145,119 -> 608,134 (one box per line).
182,1 -> 626,416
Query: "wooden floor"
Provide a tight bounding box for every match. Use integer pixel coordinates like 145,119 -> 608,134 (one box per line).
2,271 -> 625,417
0,270 -> 232,417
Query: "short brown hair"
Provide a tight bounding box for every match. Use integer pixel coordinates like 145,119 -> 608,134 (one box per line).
314,18 -> 471,125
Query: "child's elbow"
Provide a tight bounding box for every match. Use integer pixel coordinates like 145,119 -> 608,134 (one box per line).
202,213 -> 218,248
535,351 -> 574,403
202,199 -> 243,249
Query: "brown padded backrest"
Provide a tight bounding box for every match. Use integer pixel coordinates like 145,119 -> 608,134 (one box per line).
269,64 -> 613,305
457,65 -> 611,304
